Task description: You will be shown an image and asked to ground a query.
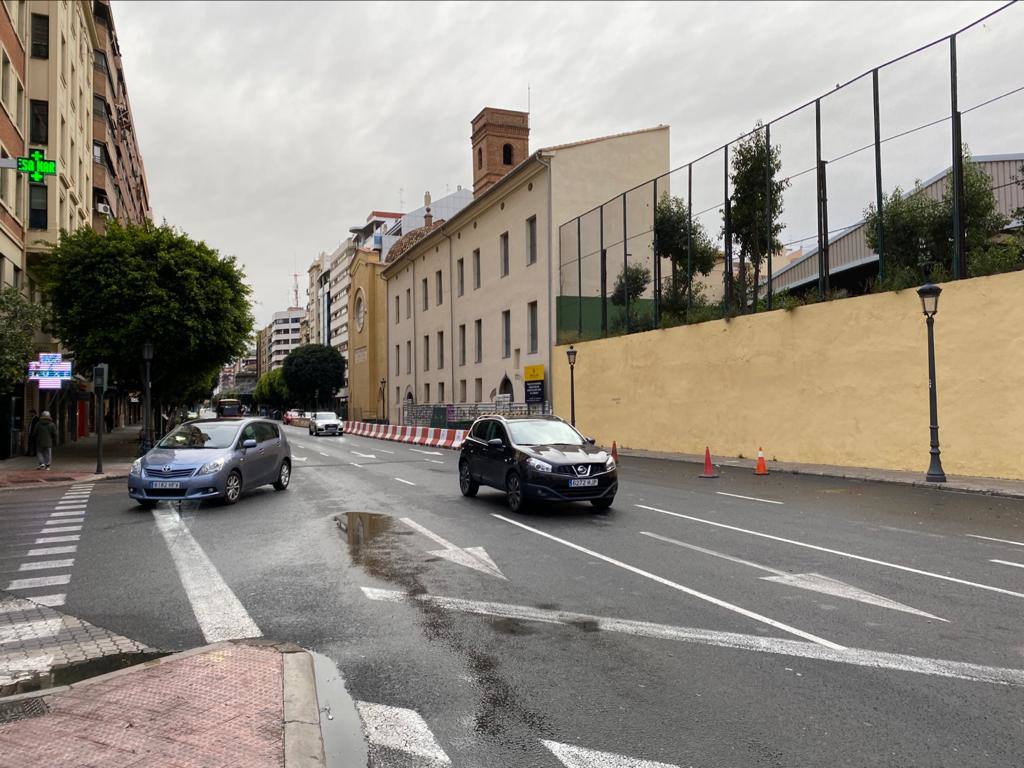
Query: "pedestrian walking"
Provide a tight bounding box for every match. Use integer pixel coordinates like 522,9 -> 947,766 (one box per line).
25,409 -> 38,456
105,408 -> 114,434
32,411 -> 58,470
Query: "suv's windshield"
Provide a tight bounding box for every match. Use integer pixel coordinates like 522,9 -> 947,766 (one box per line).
315,412 -> 337,420
506,420 -> 583,446
157,422 -> 240,450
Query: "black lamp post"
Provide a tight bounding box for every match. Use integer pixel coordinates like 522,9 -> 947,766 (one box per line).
566,345 -> 577,427
142,341 -> 154,452
379,377 -> 386,422
917,284 -> 946,483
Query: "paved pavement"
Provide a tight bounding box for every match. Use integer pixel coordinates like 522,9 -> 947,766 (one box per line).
1,423 -> 1023,766
0,426 -> 138,489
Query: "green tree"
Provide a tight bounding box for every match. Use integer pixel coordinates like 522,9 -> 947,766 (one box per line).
282,344 -> 346,409
253,367 -> 289,409
728,122 -> 789,312
610,263 -> 652,332
0,287 -> 47,395
654,193 -> 718,322
38,221 -> 253,407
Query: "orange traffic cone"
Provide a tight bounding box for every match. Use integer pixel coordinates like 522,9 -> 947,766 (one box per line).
699,447 -> 719,479
611,441 -> 619,463
755,447 -> 768,476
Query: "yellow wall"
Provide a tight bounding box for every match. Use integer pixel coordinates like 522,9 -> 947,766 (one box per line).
553,270 -> 1024,480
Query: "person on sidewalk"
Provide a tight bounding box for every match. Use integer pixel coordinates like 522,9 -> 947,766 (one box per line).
105,408 -> 114,434
25,409 -> 38,457
32,411 -> 58,470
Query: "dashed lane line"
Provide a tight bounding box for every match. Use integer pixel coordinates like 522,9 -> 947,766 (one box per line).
394,478 -> 416,486
716,491 -> 784,505
968,534 -> 1024,547
991,559 -> 1024,570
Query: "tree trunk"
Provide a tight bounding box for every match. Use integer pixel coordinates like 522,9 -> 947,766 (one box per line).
753,252 -> 761,314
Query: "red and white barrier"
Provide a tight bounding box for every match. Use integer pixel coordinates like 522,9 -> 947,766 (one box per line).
333,421 -> 466,451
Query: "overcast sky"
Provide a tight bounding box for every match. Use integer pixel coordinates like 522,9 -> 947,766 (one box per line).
113,1 -> 1021,327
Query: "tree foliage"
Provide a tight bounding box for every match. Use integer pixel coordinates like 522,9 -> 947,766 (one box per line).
38,221 -> 253,406
0,287 -> 47,395
253,367 -> 289,408
281,344 -> 345,409
654,193 -> 718,323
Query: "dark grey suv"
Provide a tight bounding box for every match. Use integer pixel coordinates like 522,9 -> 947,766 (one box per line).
459,415 -> 617,512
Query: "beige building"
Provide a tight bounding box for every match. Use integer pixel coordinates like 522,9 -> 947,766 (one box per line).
304,250 -> 330,345
260,307 -> 303,372
382,107 -> 668,423
345,247 -> 387,421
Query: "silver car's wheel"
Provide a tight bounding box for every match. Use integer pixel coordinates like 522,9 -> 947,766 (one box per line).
224,470 -> 242,505
273,460 -> 291,491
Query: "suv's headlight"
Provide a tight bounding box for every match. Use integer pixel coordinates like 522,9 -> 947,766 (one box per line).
605,457 -> 617,471
130,459 -> 142,477
526,457 -> 552,473
197,457 -> 226,475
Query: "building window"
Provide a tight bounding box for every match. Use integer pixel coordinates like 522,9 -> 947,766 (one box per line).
474,378 -> 483,403
459,379 -> 466,403
438,381 -> 445,403
472,249 -> 480,289
15,80 -> 23,133
28,183 -> 45,229
474,319 -> 482,363
394,295 -> 399,323
424,383 -> 430,403
395,344 -> 400,374
405,288 -> 411,318
501,310 -> 511,358
30,14 -> 47,59
477,147 -> 482,169
92,141 -> 102,164
502,143 -> 513,165
93,94 -> 105,122
526,216 -> 537,265
458,324 -> 466,366
456,258 -> 464,296
437,331 -> 444,369
423,335 -> 430,371
395,386 -> 400,408
60,33 -> 66,82
1,51 -> 10,109
421,277 -> 428,311
435,270 -> 443,306
528,301 -> 538,354
499,232 -> 509,277
406,340 -> 411,374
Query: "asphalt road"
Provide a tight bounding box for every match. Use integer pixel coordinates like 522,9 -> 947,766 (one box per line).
3,424 -> 1024,767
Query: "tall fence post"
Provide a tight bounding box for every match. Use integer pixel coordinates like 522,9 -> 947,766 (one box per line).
652,177 -> 660,328
723,146 -> 733,312
622,193 -> 629,333
949,35 -> 966,280
686,163 -> 693,314
872,68 -> 885,282
764,122 -> 772,311
815,98 -> 827,300
576,217 -> 582,337
599,206 -> 607,336
820,160 -> 830,294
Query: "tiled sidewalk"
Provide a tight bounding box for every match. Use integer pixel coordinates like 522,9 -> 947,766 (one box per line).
0,426 -> 139,489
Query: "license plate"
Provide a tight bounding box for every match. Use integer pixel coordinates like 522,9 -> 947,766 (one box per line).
568,478 -> 599,488
151,481 -> 181,489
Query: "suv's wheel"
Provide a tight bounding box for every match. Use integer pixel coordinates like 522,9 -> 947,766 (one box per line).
506,471 -> 527,513
459,460 -> 479,497
224,470 -> 242,505
273,460 -> 291,491
309,425 -> 315,435
591,496 -> 614,510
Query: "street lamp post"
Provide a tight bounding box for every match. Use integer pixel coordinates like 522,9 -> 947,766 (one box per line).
566,345 -> 577,427
142,342 -> 153,452
379,378 -> 386,422
917,284 -> 946,483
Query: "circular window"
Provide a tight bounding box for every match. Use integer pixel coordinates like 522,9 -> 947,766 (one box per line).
354,290 -> 366,332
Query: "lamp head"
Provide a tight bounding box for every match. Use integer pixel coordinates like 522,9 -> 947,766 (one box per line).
566,345 -> 577,367
916,283 -> 941,317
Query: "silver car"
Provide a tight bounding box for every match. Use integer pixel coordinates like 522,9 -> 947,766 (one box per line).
308,411 -> 342,436
128,418 -> 291,508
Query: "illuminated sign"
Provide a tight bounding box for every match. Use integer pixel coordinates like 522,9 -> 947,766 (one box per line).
17,150 -> 57,183
28,353 -> 72,390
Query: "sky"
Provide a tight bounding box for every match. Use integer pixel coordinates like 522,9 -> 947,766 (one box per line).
113,1 -> 1022,327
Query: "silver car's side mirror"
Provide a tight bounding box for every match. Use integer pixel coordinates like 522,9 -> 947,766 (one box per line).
241,439 -> 258,450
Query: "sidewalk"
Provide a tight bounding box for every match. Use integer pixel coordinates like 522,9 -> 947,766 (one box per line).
0,638 -> 328,768
0,425 -> 139,489
622,448 -> 1024,500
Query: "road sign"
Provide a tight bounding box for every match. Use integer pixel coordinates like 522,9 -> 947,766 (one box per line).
93,364 -> 108,393
16,149 -> 57,182
524,364 -> 545,381
524,364 -> 545,403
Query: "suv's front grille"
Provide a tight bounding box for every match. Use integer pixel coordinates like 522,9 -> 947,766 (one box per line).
554,463 -> 606,477
144,467 -> 196,479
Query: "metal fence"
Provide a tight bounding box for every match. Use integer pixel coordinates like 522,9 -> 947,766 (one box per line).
557,2 -> 1024,343
402,401 -> 552,428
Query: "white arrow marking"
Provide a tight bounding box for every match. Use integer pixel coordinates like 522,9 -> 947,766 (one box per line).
641,531 -> 946,621
400,517 -> 505,579
409,448 -> 443,455
352,451 -> 377,459
543,740 -> 682,768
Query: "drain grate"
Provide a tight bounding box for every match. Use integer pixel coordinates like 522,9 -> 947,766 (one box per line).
0,697 -> 49,724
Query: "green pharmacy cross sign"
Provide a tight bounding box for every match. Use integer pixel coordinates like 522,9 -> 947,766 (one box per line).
17,150 -> 57,182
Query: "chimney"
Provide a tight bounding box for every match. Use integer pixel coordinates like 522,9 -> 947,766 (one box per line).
471,107 -> 530,197
423,191 -> 433,227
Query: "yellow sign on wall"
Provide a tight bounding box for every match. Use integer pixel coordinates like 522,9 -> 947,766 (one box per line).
523,364 -> 545,381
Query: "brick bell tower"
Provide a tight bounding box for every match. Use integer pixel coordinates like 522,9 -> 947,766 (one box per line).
470,107 -> 530,198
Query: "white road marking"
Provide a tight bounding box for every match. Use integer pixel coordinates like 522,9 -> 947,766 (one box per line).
355,701 -> 451,765
349,462 -> 362,468
991,559 -> 1024,570
35,525 -> 81,534
16,559 -> 74,572
5,574 -> 71,590
25,546 -> 77,556
44,518 -> 83,525
34,535 -> 79,544
377,448 -> 395,454
152,508 -> 262,642
640,531 -> 946,621
362,587 -> 1024,686
543,739 -> 682,768
716,491 -> 783,505
318,451 -> 329,456
409,448 -> 443,456
49,511 -> 86,518
293,456 -> 308,461
968,534 -> 1024,547
400,517 -> 506,579
394,478 -> 416,486
31,593 -> 66,607
54,503 -> 87,508
637,504 -> 1024,600
352,451 -> 377,459
426,459 -> 445,464
492,514 -> 841,649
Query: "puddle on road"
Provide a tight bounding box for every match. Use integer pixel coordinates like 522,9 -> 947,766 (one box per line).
309,651 -> 368,768
0,651 -> 169,700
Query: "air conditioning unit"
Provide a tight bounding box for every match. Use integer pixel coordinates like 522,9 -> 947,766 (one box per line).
96,203 -> 112,216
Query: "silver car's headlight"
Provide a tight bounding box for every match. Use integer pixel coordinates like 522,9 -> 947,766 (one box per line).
197,457 -> 226,476
605,457 -> 616,471
130,459 -> 142,477
527,457 -> 553,473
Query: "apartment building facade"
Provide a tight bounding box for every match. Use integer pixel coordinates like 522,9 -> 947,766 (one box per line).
382,107 -> 668,423
0,0 -> 27,295
260,308 -> 304,372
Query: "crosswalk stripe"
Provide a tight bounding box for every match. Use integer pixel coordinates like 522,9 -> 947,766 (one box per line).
543,740 -> 682,768
45,518 -> 83,525
25,546 -> 77,556
16,559 -> 74,572
355,701 -> 451,766
34,535 -> 79,544
30,593 -> 66,607
49,511 -> 84,518
5,574 -> 71,590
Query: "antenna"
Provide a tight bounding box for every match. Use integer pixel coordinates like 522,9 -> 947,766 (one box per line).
292,255 -> 299,307
399,187 -> 404,211
527,83 -> 531,113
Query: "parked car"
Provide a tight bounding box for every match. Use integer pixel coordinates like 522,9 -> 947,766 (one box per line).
128,418 -> 291,508
282,409 -> 302,425
309,411 -> 343,436
458,415 -> 617,512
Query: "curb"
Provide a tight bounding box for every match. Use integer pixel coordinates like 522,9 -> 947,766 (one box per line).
0,471 -> 129,493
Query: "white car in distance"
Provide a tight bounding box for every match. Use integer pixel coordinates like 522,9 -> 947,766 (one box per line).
308,411 -> 343,436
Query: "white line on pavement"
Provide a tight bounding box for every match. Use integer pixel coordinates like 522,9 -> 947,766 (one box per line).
31,593 -> 66,607
53,503 -> 87,508
152,507 -> 262,642
35,525 -> 81,534
543,739 -> 681,768
362,587 -> 1024,686
355,701 -> 451,766
5,574 -> 71,590
377,448 -> 395,454
34,535 -> 79,544
394,478 -> 416,486
492,514 -> 842,649
49,511 -> 85,518
44,518 -> 83,525
636,504 -> 1024,600
349,462 -> 362,468
409,448 -> 443,456
26,546 -> 77,556
318,451 -> 329,456
991,559 -> 1024,570
352,451 -> 377,459
968,534 -> 1024,547
426,459 -> 445,464
16,559 -> 74,572
716,491 -> 783,505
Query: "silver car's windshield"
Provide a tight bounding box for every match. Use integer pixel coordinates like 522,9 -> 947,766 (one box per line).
315,412 -> 337,420
506,420 -> 584,446
157,423 -> 240,450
